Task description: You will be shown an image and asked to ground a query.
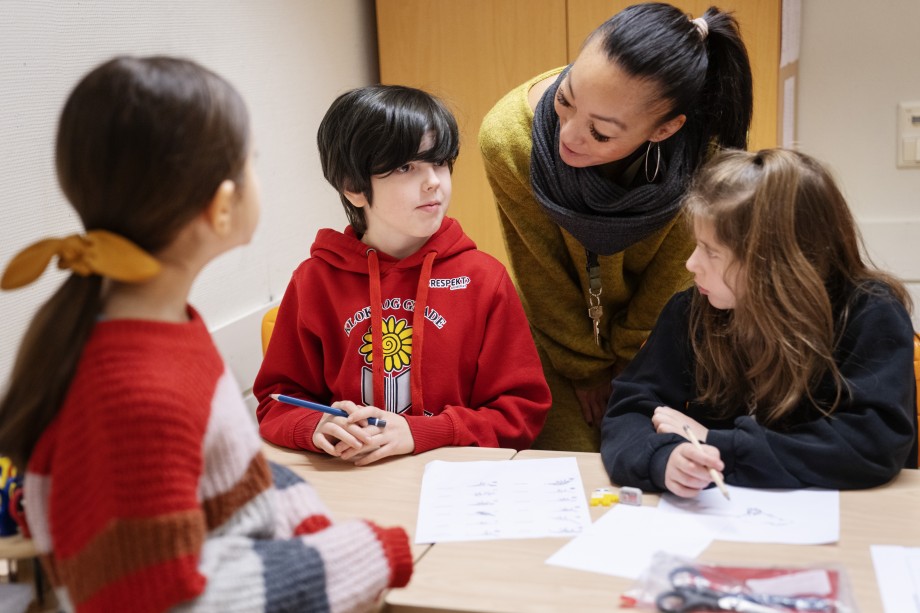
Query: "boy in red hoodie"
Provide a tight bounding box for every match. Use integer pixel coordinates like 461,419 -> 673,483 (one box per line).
254,85 -> 551,465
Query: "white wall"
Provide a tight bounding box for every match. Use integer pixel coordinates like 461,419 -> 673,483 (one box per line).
0,1 -> 378,394
797,0 -> 920,326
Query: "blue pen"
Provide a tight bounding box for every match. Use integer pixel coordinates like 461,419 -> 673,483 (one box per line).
269,393 -> 387,428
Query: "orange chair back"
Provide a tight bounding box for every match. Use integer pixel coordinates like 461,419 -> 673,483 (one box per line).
914,333 -> 920,466
261,306 -> 280,356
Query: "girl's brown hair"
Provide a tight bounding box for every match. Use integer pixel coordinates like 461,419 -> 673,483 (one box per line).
0,56 -> 249,467
685,148 -> 911,426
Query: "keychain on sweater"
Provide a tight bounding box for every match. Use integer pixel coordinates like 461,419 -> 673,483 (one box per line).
588,290 -> 603,346
586,250 -> 603,347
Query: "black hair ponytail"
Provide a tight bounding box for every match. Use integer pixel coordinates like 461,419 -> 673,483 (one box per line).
0,276 -> 102,467
697,7 -> 753,152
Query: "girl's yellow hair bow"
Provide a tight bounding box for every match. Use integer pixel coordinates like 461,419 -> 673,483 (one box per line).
1,230 -> 160,290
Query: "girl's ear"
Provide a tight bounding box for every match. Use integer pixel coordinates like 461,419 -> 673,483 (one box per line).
204,180 -> 237,236
343,189 -> 369,209
652,114 -> 687,143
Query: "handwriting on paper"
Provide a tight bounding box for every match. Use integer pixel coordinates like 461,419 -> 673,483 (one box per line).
658,485 -> 840,544
414,457 -> 592,543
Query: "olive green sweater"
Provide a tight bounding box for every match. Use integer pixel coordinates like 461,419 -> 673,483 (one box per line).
479,68 -> 694,390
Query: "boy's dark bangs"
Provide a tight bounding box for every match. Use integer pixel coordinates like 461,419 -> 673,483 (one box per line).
416,107 -> 458,164
370,102 -> 458,175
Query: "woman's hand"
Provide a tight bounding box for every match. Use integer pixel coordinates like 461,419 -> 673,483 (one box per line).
652,406 -> 709,443
331,401 -> 415,466
574,380 -> 612,428
664,442 -> 725,498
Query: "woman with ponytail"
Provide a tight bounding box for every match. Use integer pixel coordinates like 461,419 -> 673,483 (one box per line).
479,3 -> 753,451
0,56 -> 410,612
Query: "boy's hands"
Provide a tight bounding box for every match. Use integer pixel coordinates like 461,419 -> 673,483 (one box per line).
311,407 -> 374,456
318,400 -> 415,466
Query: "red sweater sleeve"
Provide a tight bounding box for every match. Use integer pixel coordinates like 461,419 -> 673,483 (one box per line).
254,277 -> 327,452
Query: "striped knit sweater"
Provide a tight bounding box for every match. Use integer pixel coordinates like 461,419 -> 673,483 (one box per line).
24,308 -> 412,612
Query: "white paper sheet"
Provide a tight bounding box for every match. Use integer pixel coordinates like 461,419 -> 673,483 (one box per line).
414,457 -> 592,543
545,504 -> 714,579
657,485 -> 839,544
870,545 -> 920,613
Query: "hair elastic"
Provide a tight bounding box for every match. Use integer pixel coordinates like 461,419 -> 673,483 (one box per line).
691,16 -> 709,40
1,231 -> 160,290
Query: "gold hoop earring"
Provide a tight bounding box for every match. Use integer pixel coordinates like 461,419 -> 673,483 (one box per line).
645,141 -> 661,183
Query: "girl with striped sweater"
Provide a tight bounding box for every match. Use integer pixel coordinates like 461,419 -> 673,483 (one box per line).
0,56 -> 411,612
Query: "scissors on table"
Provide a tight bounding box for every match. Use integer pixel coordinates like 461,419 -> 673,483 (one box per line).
656,567 -> 783,613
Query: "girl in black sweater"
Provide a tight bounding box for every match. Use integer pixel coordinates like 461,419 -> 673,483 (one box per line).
601,148 -> 918,496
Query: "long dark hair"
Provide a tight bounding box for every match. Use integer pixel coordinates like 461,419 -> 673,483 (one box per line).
589,2 -> 753,170
0,56 -> 250,467
317,84 -> 459,235
685,148 -> 911,425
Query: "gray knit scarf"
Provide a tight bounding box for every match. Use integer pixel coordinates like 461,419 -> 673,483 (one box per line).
530,67 -> 691,255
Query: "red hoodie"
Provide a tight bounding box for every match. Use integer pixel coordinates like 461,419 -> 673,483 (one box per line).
254,218 -> 551,453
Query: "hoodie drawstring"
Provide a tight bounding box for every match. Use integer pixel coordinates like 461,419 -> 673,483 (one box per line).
367,250 -> 386,412
408,251 -> 436,416
366,249 -> 437,416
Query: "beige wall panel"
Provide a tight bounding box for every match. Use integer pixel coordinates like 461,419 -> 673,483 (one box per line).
377,0 -> 567,262
566,0 -> 780,151
0,0 -> 379,388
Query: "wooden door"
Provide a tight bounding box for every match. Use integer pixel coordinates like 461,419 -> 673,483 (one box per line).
377,0 -> 567,263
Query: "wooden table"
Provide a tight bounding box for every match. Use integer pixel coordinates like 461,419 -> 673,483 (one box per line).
261,443 -> 517,560
384,450 -> 920,612
0,534 -> 36,561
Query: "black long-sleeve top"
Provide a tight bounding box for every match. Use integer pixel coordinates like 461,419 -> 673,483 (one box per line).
601,287 -> 918,492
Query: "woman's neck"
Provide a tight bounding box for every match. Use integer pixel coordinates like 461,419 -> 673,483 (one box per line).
597,145 -> 647,186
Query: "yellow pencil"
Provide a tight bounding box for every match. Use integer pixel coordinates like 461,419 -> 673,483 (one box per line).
682,425 -> 730,500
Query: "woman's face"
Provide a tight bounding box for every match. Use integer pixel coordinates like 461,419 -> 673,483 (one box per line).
553,39 -> 685,168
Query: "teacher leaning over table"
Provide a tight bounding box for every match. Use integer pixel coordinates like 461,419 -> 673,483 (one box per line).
479,2 -> 753,451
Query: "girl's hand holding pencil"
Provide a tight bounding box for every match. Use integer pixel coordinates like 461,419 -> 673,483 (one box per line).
652,406 -> 728,499
664,436 -> 727,499
682,425 -> 730,500
651,405 -> 707,443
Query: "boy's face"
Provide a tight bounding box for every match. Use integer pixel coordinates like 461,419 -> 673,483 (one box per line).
346,132 -> 451,259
